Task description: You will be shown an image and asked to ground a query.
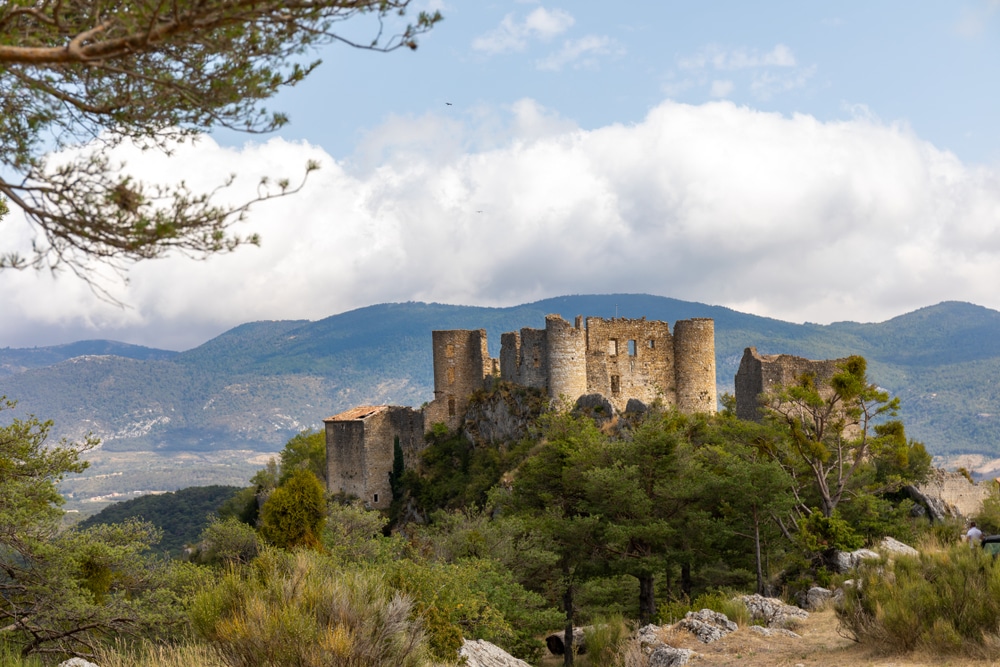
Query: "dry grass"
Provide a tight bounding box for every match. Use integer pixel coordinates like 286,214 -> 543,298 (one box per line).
541,609 -> 1000,667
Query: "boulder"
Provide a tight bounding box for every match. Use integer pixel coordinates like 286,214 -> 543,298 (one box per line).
574,394 -> 615,425
738,594 -> 809,628
625,398 -> 649,415
460,639 -> 532,667
545,627 -> 587,655
879,536 -> 918,557
796,586 -> 832,611
58,660 -> 100,667
677,609 -> 737,643
636,623 -> 666,651
648,646 -> 693,666
831,548 -> 879,573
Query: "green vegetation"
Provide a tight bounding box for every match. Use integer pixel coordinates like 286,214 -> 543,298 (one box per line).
839,543 -> 1000,655
79,485 -> 242,556
1,356 -> 996,665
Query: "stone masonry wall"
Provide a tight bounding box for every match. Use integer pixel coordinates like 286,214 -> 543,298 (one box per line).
673,318 -> 717,414
735,347 -> 845,422
585,317 -> 674,413
425,329 -> 490,431
546,315 -> 588,402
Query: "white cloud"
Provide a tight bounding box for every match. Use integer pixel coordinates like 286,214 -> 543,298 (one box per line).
536,35 -> 620,71
472,7 -> 574,54
4,100 -> 1000,350
955,0 -> 1000,37
679,44 -> 797,71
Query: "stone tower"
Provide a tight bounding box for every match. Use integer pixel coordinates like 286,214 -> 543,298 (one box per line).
545,314 -> 588,402
424,329 -> 492,430
673,318 -> 717,414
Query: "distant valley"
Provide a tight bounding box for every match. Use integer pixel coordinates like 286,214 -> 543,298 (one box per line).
5,294 -> 1000,508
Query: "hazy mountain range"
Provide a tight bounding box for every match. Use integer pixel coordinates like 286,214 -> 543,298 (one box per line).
4,295 -> 1000,462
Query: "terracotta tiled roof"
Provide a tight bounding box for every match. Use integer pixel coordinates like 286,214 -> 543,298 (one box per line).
324,405 -> 388,422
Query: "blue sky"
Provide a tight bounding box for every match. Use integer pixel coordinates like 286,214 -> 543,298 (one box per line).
2,0 -> 1000,350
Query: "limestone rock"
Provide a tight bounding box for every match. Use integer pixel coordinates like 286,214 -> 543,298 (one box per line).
879,536 -> 918,557
832,548 -> 880,573
625,398 -> 649,414
636,623 -> 666,651
678,609 -> 737,643
738,594 -> 809,628
58,660 -> 100,667
749,625 -> 801,638
648,646 -> 693,666
796,586 -> 832,611
574,393 -> 615,425
460,639 -> 532,667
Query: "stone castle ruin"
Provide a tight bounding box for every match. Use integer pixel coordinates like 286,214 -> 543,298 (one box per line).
326,315 -> 717,509
734,347 -> 848,422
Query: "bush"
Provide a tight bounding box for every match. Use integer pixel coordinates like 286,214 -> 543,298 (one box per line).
191,548 -> 428,667
838,543 -> 1000,656
582,614 -> 631,667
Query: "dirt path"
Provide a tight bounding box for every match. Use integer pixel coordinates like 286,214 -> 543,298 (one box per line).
542,609 -> 1000,667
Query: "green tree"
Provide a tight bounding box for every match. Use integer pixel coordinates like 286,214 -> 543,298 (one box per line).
258,467 -> 326,549
762,356 -> 904,517
278,429 -> 327,485
0,398 -> 202,659
0,1 -> 440,278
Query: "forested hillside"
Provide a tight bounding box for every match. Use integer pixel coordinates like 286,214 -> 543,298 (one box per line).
3,296 -> 1000,458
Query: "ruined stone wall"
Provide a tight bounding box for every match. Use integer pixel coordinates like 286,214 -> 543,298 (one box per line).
916,469 -> 995,518
515,327 -> 549,390
584,317 -> 674,413
546,315 -> 588,402
425,329 -> 490,430
499,332 -> 520,382
360,409 -> 394,510
673,318 -> 717,414
735,347 -> 845,421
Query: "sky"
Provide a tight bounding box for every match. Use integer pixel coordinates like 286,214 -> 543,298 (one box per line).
3,0 -> 1000,351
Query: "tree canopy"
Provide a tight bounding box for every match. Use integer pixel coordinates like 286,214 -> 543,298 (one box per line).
0,1 -> 440,282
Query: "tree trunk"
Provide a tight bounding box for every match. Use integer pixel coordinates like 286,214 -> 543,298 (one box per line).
753,516 -> 765,595
681,561 -> 692,598
638,573 -> 657,624
563,580 -> 574,666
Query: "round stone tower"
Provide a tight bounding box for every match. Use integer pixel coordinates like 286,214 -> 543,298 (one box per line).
673,318 -> 717,414
545,315 -> 587,402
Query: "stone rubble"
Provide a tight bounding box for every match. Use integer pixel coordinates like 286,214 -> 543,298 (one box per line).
648,645 -> 694,666
749,624 -> 801,638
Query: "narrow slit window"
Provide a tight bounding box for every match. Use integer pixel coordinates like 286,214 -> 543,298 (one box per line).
628,340 -> 637,356
447,367 -> 455,384
445,343 -> 455,357
611,375 -> 621,394
647,339 -> 655,350
448,398 -> 456,416
609,339 -> 618,356
373,493 -> 379,503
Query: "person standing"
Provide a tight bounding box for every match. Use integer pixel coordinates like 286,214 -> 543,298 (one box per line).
966,521 -> 983,546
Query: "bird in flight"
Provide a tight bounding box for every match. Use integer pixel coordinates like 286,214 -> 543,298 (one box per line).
445,102 -> 453,106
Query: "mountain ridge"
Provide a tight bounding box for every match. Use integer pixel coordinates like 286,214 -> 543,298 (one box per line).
3,296 -> 998,461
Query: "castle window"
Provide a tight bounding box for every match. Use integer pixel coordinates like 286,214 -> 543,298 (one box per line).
373,493 -> 379,503
447,367 -> 455,384
533,356 -> 540,368
609,339 -> 618,356
611,375 -> 621,394
446,343 -> 455,358
448,398 -> 456,416
628,340 -> 637,356
647,339 -> 655,350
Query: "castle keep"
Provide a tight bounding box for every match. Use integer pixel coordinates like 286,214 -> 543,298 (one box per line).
326,314 -> 717,508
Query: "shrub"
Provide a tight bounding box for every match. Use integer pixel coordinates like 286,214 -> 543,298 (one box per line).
191,548 -> 428,667
838,543 -> 1000,656
582,614 -> 631,667
258,469 -> 326,550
